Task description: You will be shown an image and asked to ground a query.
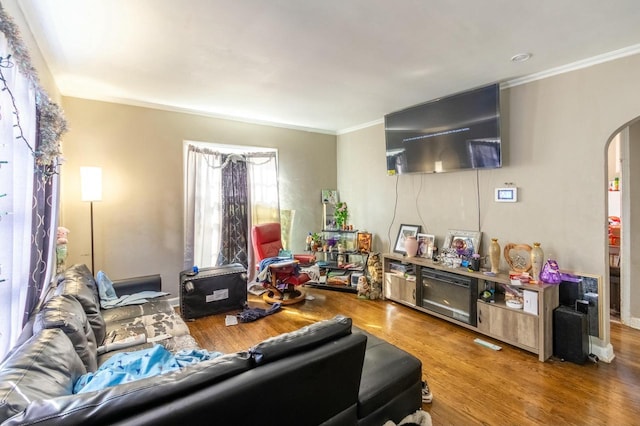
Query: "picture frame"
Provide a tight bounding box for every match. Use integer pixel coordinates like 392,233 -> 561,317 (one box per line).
357,232 -> 372,253
416,233 -> 436,259
393,224 -> 421,254
443,229 -> 482,256
321,189 -> 339,205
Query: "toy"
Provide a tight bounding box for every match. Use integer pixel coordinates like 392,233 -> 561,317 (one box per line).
57,226 -> 70,245
366,253 -> 383,300
56,226 -> 70,273
357,275 -> 370,299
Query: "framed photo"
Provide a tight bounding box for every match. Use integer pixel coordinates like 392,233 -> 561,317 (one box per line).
393,224 -> 421,254
321,189 -> 338,205
417,233 -> 436,259
443,229 -> 482,256
357,232 -> 372,253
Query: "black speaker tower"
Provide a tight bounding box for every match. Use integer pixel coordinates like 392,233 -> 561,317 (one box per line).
553,306 -> 588,364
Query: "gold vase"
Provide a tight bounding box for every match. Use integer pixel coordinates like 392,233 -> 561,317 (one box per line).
489,238 -> 500,273
531,242 -> 544,283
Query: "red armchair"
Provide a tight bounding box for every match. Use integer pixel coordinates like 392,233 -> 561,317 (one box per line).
251,222 -> 315,305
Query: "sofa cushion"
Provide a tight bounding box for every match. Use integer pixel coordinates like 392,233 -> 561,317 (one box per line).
354,329 -> 422,420
97,334 -> 201,366
0,328 -> 86,423
100,309 -> 198,366
101,299 -> 175,324
249,315 -> 352,364
105,310 -> 192,341
56,264 -> 107,345
33,294 -> 98,372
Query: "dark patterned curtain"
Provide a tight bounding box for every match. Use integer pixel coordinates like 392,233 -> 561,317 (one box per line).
216,155 -> 249,267
23,107 -> 57,325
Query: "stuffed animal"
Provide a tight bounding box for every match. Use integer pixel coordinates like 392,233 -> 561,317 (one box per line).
56,227 -> 70,273
57,226 -> 70,245
357,275 -> 370,299
367,253 -> 383,300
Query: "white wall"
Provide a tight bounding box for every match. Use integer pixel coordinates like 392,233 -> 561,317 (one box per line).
338,53 -> 640,352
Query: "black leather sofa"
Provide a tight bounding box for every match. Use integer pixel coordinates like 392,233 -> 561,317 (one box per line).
0,264 -> 422,425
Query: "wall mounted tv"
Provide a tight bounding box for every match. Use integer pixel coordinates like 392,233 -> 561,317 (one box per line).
385,83 -> 501,175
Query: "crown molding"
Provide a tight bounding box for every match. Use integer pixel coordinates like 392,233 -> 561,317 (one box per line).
502,43 -> 640,88
64,43 -> 640,137
61,93 -> 338,136
337,118 -> 384,135
338,44 -> 640,135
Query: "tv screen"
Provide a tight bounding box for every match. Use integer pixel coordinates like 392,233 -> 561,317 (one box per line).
385,83 -> 501,175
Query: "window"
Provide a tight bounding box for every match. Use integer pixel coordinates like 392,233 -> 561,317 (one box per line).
184,142 -> 279,282
0,32 -> 37,358
0,9 -> 66,359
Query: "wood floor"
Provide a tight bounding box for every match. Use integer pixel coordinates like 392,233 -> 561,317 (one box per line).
186,287 -> 640,425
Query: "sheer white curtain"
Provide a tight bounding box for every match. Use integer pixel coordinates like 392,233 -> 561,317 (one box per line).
0,34 -> 37,358
246,152 -> 280,282
184,146 -> 279,283
184,145 -> 223,269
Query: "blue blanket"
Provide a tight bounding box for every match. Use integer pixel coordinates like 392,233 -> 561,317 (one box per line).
97,270 -> 169,309
74,345 -> 223,394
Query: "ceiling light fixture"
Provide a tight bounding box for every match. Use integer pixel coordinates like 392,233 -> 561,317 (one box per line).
511,53 -> 532,63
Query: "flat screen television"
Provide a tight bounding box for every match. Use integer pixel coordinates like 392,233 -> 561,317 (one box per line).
385,83 -> 501,175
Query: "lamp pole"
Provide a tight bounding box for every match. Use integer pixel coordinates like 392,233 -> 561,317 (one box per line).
90,200 -> 95,274
80,167 -> 102,275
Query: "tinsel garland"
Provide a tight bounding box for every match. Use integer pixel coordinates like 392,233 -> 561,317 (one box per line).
0,2 -> 67,179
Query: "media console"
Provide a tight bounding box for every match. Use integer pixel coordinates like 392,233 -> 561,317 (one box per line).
382,253 -> 559,361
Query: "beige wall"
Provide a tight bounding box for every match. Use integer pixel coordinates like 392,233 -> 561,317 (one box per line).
338,53 -> 640,350
59,98 -> 336,294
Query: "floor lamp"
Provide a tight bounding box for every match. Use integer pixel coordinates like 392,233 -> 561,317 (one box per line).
80,167 -> 102,275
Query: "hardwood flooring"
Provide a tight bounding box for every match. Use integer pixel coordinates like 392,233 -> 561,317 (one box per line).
186,287 -> 640,425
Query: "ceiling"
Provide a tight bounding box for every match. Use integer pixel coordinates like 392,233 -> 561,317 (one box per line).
17,0 -> 640,134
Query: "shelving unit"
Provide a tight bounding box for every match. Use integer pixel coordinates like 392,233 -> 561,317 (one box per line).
382,253 -> 559,361
306,229 -> 368,293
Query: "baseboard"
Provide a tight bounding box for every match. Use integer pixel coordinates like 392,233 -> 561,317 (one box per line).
625,316 -> 640,329
168,296 -> 179,307
589,338 -> 616,363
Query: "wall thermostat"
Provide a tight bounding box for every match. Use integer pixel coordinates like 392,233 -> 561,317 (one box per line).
495,187 -> 518,202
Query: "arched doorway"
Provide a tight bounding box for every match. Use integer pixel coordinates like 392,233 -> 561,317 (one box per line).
606,118 -> 640,331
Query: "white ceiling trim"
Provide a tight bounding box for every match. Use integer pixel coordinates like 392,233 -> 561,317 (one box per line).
336,118 -> 385,136
338,44 -> 640,135
64,94 -> 338,136
502,43 -> 640,89
61,43 -> 640,137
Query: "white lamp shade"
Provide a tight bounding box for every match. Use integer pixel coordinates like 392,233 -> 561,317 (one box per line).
80,167 -> 102,201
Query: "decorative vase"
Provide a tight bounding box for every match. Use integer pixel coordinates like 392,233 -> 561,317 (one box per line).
405,236 -> 419,257
531,242 -> 544,283
489,238 -> 500,273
